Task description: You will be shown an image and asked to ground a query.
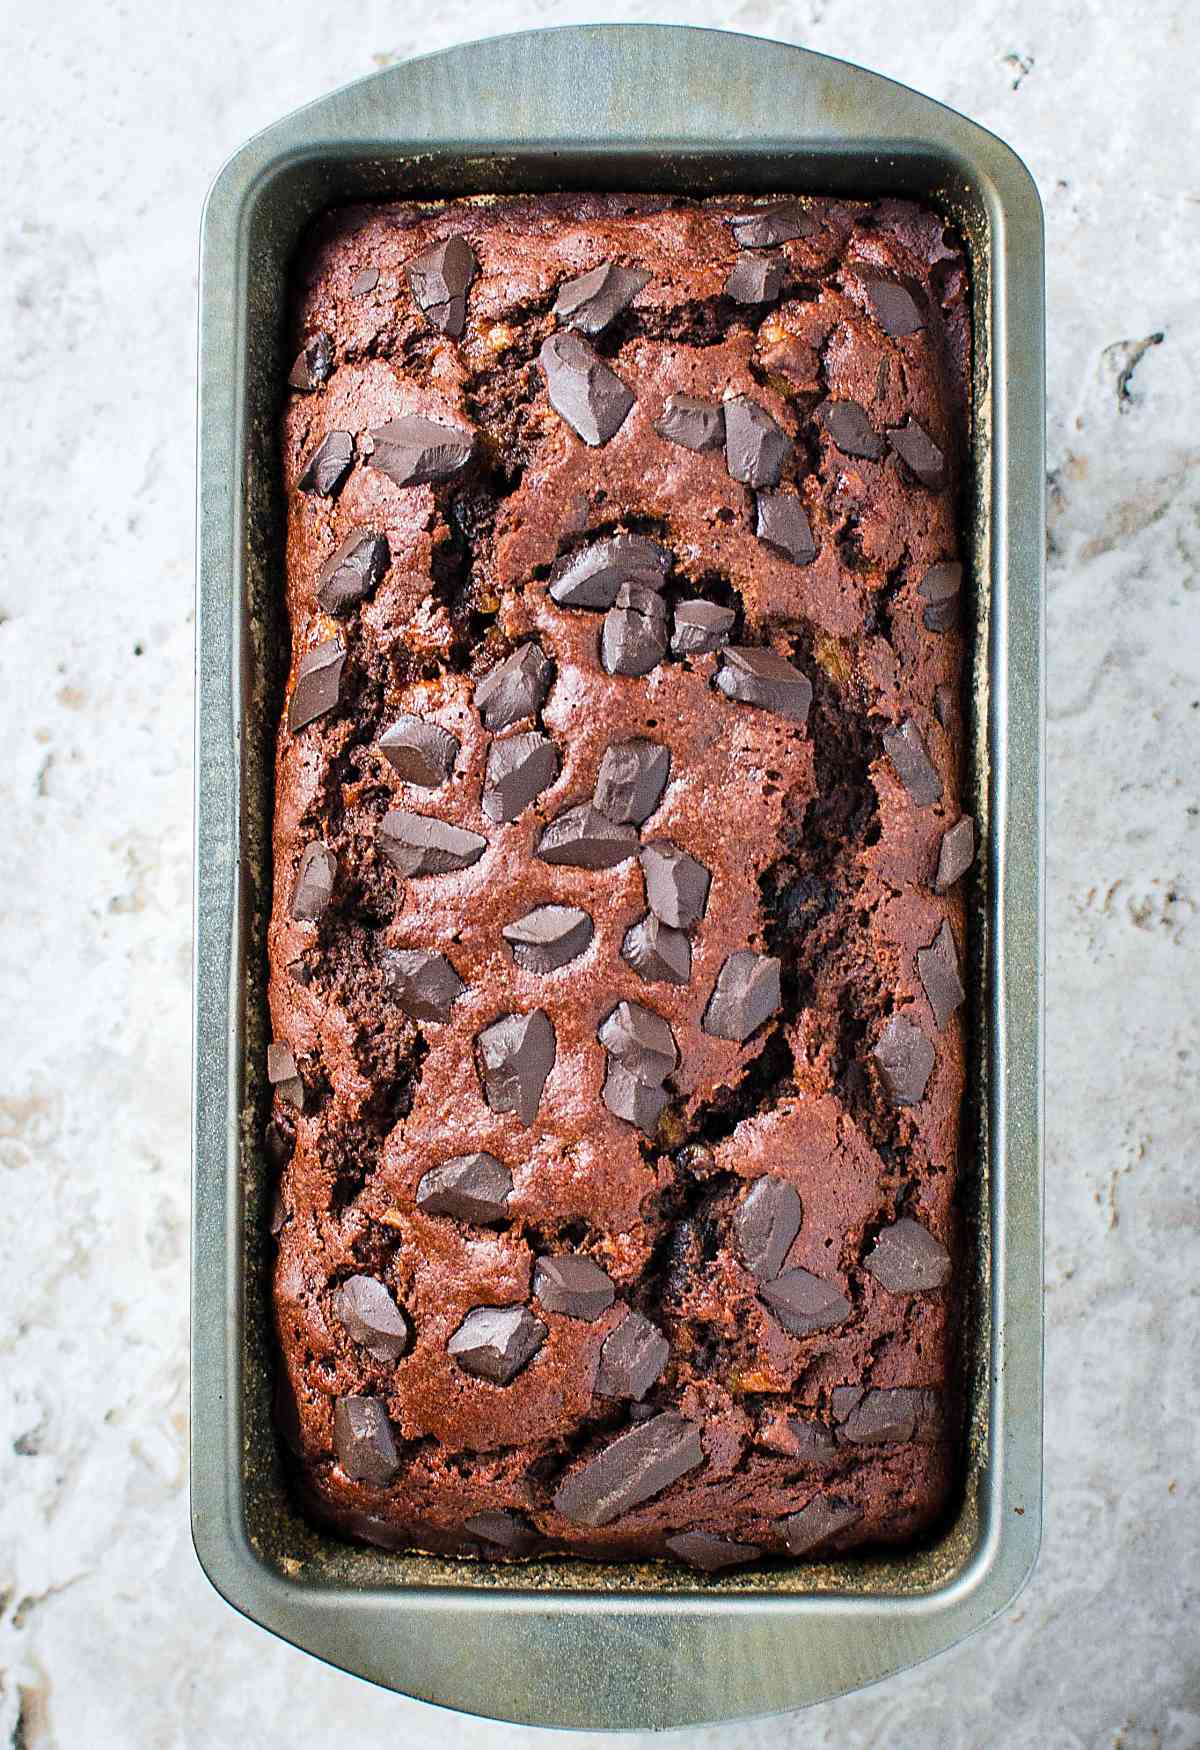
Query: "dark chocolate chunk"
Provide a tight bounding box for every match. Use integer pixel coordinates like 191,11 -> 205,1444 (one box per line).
502,904 -> 593,973
288,331 -> 334,392
666,1531 -> 763,1572
269,1186 -> 288,1236
548,535 -> 670,610
935,816 -> 975,892
288,638 -> 346,733
653,394 -> 725,452
538,331 -> 635,446
735,1176 -> 803,1280
602,1061 -> 670,1133
533,1254 -> 615,1321
725,253 -> 784,304
760,1268 -> 851,1338
553,261 -> 650,335
483,732 -> 559,823
553,1411 -> 704,1526
640,841 -> 711,930
266,1042 -> 303,1112
864,279 -> 925,337
476,1010 -> 556,1125
815,399 -> 884,460
671,599 -> 735,655
448,1305 -> 546,1384
863,1217 -> 951,1293
291,841 -> 336,922
729,204 -> 809,248
917,920 -> 965,1030
416,1152 -> 513,1224
381,948 -> 466,1021
334,1275 -> 410,1363
917,561 -> 962,632
887,420 -> 945,489
716,646 -> 812,723
601,584 -> 668,676
286,957 -> 313,988
872,1014 -> 935,1105
622,913 -> 691,986
366,415 -> 475,488
316,528 -> 390,613
378,715 -> 459,787
724,395 -> 792,488
536,804 -> 638,869
350,265 -> 379,296
776,1494 -> 862,1556
297,431 -> 354,496
377,809 -> 487,877
264,1120 -> 294,1170
598,1000 -> 678,1083
703,950 -> 782,1043
839,1387 -> 942,1445
333,1396 -> 399,1487
594,739 -> 670,825
474,642 -> 553,731
787,1415 -> 839,1462
463,1509 -> 540,1555
882,718 -> 942,806
595,1312 -> 670,1400
755,491 -> 817,566
406,235 -> 478,338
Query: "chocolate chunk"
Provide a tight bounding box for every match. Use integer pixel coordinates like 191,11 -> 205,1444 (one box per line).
716,646 -> 812,723
598,1000 -> 678,1082
264,1120 -> 294,1170
594,739 -> 670,825
815,399 -> 884,460
416,1152 -> 513,1224
735,1176 -> 803,1280
864,279 -> 925,337
622,913 -> 691,985
882,718 -> 942,806
334,1275 -> 410,1363
316,528 -> 390,613
286,957 -> 313,988
725,253 -> 784,303
553,1411 -> 704,1526
729,204 -> 809,248
378,715 -> 459,787
351,265 -> 379,296
917,561 -> 962,631
377,809 -> 487,877
288,638 -> 346,733
288,331 -> 334,391
595,1312 -> 670,1400
333,1396 -> 399,1486
839,1387 -> 942,1444
366,416 -> 475,488
463,1509 -> 540,1555
601,1061 -> 670,1132
760,1268 -> 851,1338
787,1415 -> 839,1462
538,331 -> 634,446
291,841 -> 336,921
297,431 -> 354,496
548,535 -> 670,609
448,1305 -> 546,1384
533,1254 -> 615,1321
935,816 -> 975,892
755,490 -> 817,566
666,1531 -> 763,1572
917,920 -> 965,1030
483,732 -> 559,823
406,234 -> 478,337
381,948 -> 466,1021
537,804 -> 638,869
703,950 -> 782,1043
476,1010 -> 556,1125
872,1014 -> 935,1105
653,394 -> 725,452
601,585 -> 668,676
267,1041 -> 304,1111
502,904 -> 593,972
671,599 -> 735,654
553,261 -> 650,335
887,420 -> 945,489
474,642 -> 553,731
640,841 -> 711,930
864,1216 -> 951,1293
724,396 -> 792,488
776,1494 -> 862,1556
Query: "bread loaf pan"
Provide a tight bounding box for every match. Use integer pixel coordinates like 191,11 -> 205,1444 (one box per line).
193,23 -> 1044,1728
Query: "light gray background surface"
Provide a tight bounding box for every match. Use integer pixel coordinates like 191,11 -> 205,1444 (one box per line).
1,1 -> 1196,1745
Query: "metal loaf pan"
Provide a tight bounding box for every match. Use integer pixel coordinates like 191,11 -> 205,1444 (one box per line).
193,24 -> 1044,1730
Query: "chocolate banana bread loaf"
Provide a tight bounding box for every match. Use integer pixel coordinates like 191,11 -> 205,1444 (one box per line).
267,192 -> 973,1570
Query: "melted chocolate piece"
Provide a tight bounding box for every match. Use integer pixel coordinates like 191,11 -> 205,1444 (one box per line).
917,561 -> 962,631
483,732 -> 559,823
298,431 -> 354,496
381,948 -> 466,1021
474,643 -> 553,730
538,331 -> 635,446
716,647 -> 812,723
553,1412 -> 704,1526
887,420 -> 945,489
725,253 -> 784,303
735,1176 -> 803,1280
333,1396 -> 399,1486
476,1010 -> 556,1124
601,1061 -> 671,1133
598,1000 -> 678,1082
448,1305 -> 546,1384
864,278 -> 925,337
376,809 -> 487,877
882,718 -> 942,806
502,904 -> 593,972
760,1268 -> 851,1338
601,584 -> 668,676
533,1254 -> 615,1320
291,841 -> 336,922
838,1387 -> 942,1444
654,394 -> 725,452
463,1509 -> 540,1555
553,261 -> 649,335
536,805 -> 639,869
548,535 -> 670,609
724,396 -> 792,488
666,1531 -> 763,1571
406,234 -> 478,338
640,841 -> 710,929
702,950 -> 782,1042
729,204 -> 810,247
755,491 -> 816,566
288,331 -> 334,391
316,528 -> 390,613
593,739 -> 670,825
416,1152 -> 513,1224
816,399 -> 884,460
622,912 -> 691,985
863,1218 -> 951,1293
872,1014 -> 935,1105
595,1312 -> 670,1400
335,1276 -> 410,1363
378,715 -> 459,787
935,816 -> 975,891
776,1494 -> 861,1555
288,639 -> 345,733
367,416 -> 476,488
917,920 -> 965,1030
671,600 -> 735,654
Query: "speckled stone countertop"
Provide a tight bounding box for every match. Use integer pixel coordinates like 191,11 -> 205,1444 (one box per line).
1,2 -> 1196,1746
